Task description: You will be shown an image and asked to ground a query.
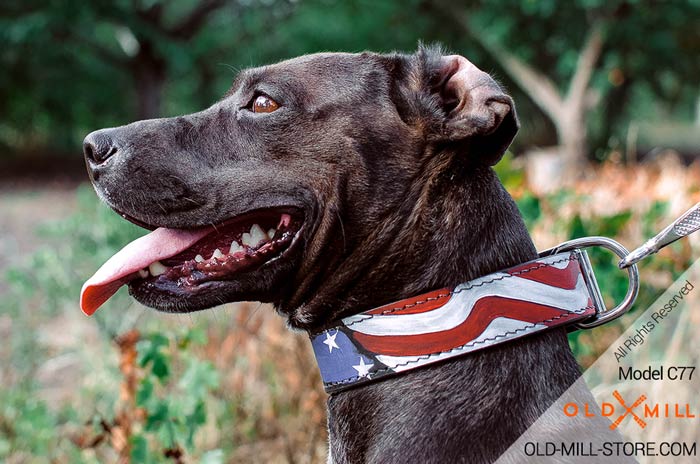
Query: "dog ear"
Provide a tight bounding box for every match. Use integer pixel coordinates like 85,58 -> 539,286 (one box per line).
430,54 -> 519,165
386,49 -> 519,165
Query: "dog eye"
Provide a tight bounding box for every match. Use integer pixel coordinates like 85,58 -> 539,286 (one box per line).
251,94 -> 279,113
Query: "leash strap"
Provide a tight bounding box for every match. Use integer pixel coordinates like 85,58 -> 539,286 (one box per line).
310,250 -> 604,393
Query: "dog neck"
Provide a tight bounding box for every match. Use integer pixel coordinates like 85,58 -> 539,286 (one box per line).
290,158 -> 539,328
291,160 -> 586,463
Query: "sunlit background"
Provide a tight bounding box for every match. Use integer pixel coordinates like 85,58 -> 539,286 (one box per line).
1,1 -> 699,462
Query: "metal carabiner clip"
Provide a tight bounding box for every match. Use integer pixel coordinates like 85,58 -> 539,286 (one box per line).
539,236 -> 640,329
619,201 -> 700,269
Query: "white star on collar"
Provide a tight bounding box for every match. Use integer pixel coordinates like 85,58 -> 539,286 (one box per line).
323,330 -> 340,353
352,357 -> 374,378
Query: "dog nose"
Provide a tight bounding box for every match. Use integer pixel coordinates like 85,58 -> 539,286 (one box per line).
83,130 -> 118,164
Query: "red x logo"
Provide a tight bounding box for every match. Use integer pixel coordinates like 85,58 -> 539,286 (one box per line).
610,390 -> 647,430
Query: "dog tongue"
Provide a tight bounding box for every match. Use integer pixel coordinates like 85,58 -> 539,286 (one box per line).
80,227 -> 211,316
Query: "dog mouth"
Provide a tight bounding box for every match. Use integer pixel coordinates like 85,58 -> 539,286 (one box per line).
80,207 -> 304,315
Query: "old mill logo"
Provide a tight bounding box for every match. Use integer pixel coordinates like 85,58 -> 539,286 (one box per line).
564,390 -> 696,430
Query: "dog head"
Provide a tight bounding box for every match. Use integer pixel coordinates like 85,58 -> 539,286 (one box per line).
81,46 -> 518,327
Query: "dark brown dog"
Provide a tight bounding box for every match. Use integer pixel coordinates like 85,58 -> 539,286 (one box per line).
83,46 -> 610,463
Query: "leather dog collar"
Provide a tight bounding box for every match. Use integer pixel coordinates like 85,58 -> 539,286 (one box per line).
310,250 -> 600,394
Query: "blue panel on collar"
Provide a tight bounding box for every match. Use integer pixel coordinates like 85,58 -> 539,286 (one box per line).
310,329 -> 385,388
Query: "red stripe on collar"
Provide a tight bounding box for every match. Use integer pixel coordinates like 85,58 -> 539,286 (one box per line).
364,288 -> 452,316
353,296 -> 589,357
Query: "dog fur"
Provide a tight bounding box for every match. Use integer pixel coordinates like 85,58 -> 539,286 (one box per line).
84,46 -> 617,463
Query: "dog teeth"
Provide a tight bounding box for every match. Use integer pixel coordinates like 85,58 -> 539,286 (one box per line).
249,224 -> 267,245
229,240 -> 244,254
138,269 -> 149,278
148,261 -> 167,276
211,248 -> 224,259
241,232 -> 254,247
194,254 -> 204,263
242,223 -> 270,249
267,228 -> 276,239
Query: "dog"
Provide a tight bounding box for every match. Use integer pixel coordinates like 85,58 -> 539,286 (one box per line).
81,46 -> 620,463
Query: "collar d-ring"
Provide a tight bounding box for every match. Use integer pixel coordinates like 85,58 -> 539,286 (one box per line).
540,236 -> 640,329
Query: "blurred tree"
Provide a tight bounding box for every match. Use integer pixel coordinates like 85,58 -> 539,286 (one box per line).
0,0 -> 296,155
433,0 -> 700,176
1,0 -> 698,165
86,0 -> 232,120
0,0 -> 441,156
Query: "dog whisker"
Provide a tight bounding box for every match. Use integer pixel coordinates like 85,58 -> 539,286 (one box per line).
156,201 -> 167,215
182,196 -> 203,206
334,208 -> 347,254
218,62 -> 241,75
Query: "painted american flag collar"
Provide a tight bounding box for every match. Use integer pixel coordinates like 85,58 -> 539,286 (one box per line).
310,237 -> 640,394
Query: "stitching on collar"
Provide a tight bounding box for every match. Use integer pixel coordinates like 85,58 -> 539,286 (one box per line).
312,254 -> 577,337
322,302 -> 593,388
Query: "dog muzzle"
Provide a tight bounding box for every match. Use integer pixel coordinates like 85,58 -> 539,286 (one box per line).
310,237 -> 639,394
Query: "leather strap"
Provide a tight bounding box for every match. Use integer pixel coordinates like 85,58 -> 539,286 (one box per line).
310,251 -> 598,394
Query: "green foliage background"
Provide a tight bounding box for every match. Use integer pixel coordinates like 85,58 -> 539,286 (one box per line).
2,0 -> 699,158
